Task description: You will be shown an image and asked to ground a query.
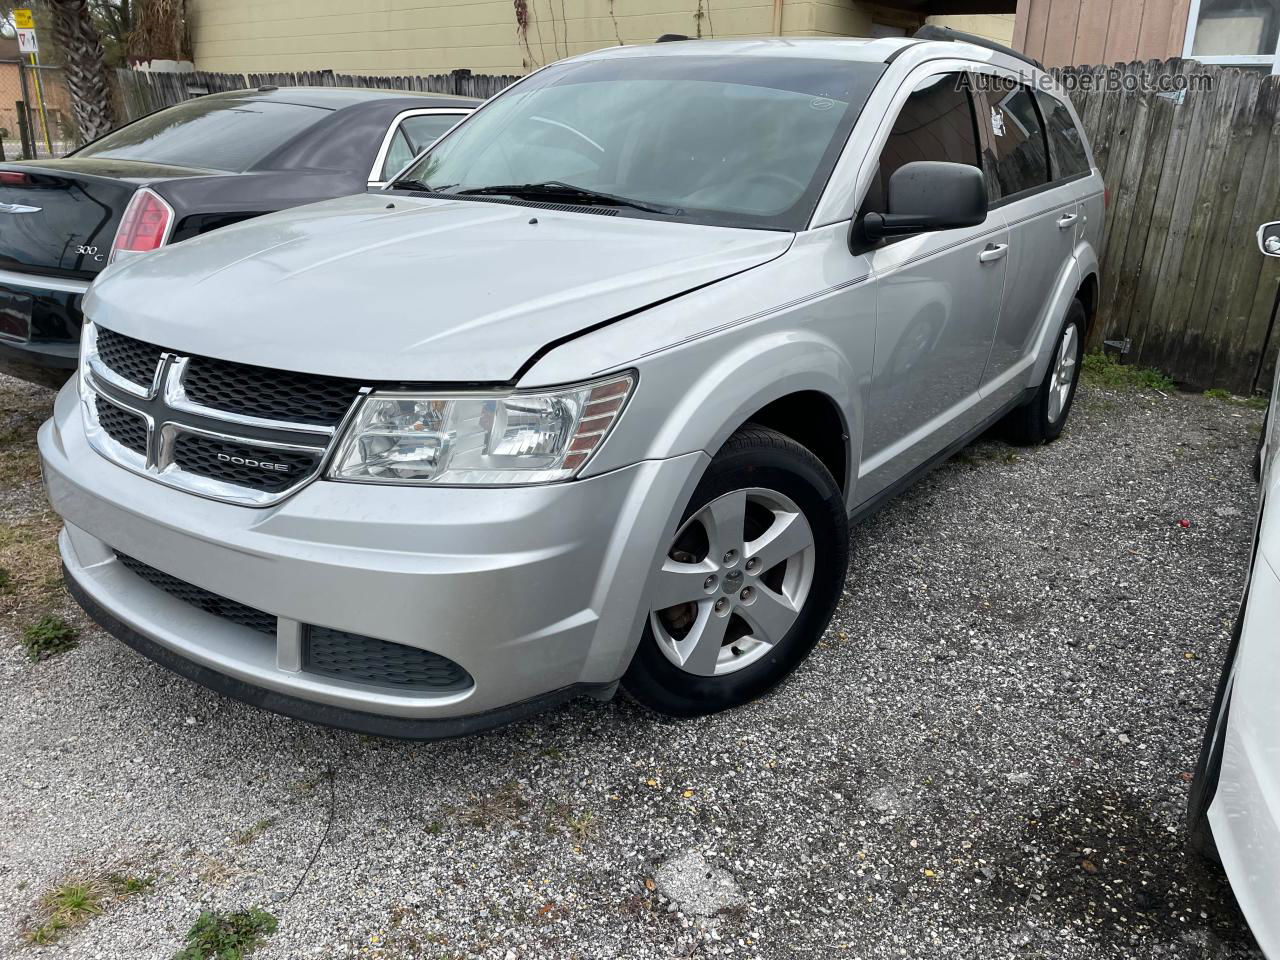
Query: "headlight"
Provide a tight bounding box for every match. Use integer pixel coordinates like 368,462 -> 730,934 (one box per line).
328,373 -> 634,485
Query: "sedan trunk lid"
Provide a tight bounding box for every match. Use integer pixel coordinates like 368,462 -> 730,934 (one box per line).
0,159 -> 211,278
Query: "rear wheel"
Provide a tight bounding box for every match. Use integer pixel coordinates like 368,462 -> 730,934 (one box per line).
1003,299 -> 1086,445
623,426 -> 848,717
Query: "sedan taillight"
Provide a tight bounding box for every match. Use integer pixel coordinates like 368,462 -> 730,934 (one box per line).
110,188 -> 173,263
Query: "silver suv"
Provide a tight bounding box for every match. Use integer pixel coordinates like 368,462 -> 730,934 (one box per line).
39,35 -> 1104,737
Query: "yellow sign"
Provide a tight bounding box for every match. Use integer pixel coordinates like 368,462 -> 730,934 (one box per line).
14,9 -> 35,29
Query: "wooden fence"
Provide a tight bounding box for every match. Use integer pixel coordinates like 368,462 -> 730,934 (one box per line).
114,67 -> 518,119
1056,59 -> 1280,395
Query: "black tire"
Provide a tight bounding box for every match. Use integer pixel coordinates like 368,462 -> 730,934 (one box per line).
1187,590 -> 1248,862
1003,299 -> 1087,445
623,425 -> 849,717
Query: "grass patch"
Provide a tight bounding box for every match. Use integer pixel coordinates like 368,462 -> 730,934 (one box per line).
21,614 -> 77,661
233,817 -> 277,846
450,782 -> 529,830
1081,351 -> 1176,391
0,511 -> 63,617
25,874 -> 152,945
1204,387 -> 1271,410
173,908 -> 278,960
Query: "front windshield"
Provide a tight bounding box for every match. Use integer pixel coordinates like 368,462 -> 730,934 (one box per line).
399,54 -> 884,230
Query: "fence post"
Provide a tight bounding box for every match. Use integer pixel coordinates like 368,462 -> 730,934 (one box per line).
451,68 -> 471,96
15,102 -> 34,160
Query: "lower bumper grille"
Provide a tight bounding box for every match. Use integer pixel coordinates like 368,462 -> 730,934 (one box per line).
115,552 -> 276,635
113,552 -> 472,693
307,627 -> 472,692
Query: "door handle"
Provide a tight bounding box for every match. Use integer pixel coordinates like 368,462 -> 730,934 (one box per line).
1057,213 -> 1079,229
978,243 -> 1009,263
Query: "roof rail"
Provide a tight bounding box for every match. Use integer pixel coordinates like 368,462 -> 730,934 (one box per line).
905,24 -> 1044,71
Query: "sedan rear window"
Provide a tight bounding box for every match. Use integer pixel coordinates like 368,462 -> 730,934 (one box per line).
75,98 -> 328,172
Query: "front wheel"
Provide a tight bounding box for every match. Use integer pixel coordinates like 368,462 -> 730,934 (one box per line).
623,426 -> 849,717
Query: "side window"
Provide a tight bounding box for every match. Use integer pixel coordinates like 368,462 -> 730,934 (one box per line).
1034,91 -> 1090,181
977,82 -> 1050,199
862,72 -> 980,214
378,114 -> 463,181
380,128 -> 415,182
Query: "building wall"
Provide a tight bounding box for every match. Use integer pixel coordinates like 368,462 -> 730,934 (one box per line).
187,0 -> 1026,76
187,0 -> 792,76
1013,0 -> 1191,67
927,13 -> 1016,46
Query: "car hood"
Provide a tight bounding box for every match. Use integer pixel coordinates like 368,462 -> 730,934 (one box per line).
85,193 -> 794,383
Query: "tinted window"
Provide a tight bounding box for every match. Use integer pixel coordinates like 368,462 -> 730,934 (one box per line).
380,114 -> 464,180
863,72 -> 979,214
980,84 -> 1050,198
76,98 -> 328,172
1035,91 -> 1090,180
402,56 -> 885,231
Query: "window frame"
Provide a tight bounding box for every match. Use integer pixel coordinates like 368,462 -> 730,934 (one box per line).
1182,0 -> 1280,74
368,108 -> 472,187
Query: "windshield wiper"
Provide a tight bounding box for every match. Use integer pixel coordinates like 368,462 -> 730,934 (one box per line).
454,181 -> 680,216
386,178 -> 438,193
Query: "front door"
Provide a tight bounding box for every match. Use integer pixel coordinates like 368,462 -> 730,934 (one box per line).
857,71 -> 1009,499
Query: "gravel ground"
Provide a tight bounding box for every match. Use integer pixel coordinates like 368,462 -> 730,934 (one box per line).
0,370 -> 1266,960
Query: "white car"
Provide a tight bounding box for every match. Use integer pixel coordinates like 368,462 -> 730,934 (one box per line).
1188,221 -> 1280,957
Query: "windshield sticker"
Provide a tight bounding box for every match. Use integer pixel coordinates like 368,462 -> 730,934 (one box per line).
991,106 -> 1007,137
810,97 -> 834,111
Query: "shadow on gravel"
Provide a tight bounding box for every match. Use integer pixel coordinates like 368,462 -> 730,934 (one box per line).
977,783 -> 1258,954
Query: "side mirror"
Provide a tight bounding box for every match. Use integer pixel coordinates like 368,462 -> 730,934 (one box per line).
1258,222 -> 1280,257
861,161 -> 988,242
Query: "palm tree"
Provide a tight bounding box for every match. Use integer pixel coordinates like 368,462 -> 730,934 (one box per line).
49,0 -> 115,140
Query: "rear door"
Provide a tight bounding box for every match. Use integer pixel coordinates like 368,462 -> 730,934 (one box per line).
858,69 -> 1010,497
972,75 -> 1080,403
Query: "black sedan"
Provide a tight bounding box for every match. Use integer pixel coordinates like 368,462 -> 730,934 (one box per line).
0,86 -> 476,386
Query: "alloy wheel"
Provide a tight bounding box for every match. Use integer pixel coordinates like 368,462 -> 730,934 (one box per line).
1048,322 -> 1080,424
649,488 -> 815,677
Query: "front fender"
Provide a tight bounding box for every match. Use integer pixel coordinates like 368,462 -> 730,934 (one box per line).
585,328 -> 864,508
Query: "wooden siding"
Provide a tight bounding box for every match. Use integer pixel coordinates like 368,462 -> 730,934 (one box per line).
1015,0 -> 1192,67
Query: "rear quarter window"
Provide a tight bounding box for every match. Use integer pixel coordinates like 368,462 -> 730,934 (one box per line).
1035,91 -> 1091,180
75,99 -> 329,172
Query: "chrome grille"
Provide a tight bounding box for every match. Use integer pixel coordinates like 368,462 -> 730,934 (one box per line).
171,434 -> 322,493
80,321 -> 354,507
95,327 -> 162,389
115,552 -> 277,635
307,627 -> 472,691
183,356 -> 361,427
94,396 -> 148,455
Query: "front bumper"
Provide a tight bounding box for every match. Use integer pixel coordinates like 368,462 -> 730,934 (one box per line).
40,380 -> 707,737
0,268 -> 87,387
